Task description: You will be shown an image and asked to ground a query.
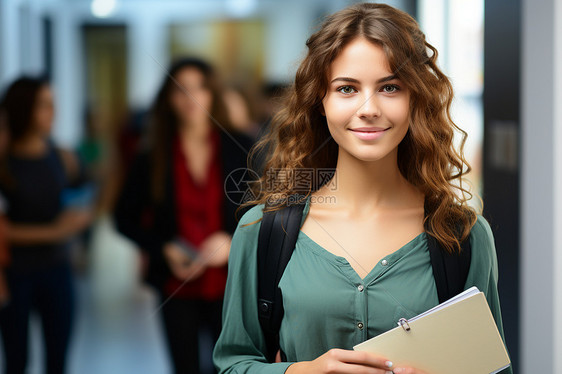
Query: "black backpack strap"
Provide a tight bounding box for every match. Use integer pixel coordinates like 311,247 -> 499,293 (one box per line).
428,234 -> 472,304
257,202 -> 305,362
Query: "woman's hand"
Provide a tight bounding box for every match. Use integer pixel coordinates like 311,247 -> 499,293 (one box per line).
163,230 -> 231,282
286,348 -> 395,374
54,209 -> 92,239
199,231 -> 232,267
163,242 -> 206,281
391,367 -> 428,374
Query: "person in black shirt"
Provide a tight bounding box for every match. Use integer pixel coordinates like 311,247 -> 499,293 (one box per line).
0,77 -> 91,374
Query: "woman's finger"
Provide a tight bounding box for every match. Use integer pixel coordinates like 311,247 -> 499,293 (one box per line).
392,367 -> 428,374
327,349 -> 394,370
325,361 -> 392,374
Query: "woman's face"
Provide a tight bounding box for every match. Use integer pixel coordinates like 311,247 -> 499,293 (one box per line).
32,85 -> 55,137
169,67 -> 213,126
321,37 -> 410,163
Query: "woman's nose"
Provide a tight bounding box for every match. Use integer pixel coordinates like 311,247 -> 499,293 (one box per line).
355,92 -> 381,120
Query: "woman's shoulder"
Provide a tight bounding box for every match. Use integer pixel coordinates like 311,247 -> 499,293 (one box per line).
53,147 -> 81,179
227,204 -> 265,265
217,130 -> 256,177
219,130 -> 255,155
467,214 -> 498,274
237,203 -> 265,228
469,215 -> 495,248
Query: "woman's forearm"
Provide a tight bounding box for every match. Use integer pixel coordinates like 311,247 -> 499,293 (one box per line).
285,362 -> 309,374
6,222 -> 63,245
6,209 -> 91,246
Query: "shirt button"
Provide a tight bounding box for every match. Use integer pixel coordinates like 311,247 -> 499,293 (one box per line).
357,284 -> 364,292
381,259 -> 389,266
357,322 -> 364,330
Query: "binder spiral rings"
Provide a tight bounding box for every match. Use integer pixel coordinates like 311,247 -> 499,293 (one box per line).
398,318 -> 411,332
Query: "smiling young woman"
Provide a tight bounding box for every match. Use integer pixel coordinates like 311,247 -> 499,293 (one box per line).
213,3 -> 512,374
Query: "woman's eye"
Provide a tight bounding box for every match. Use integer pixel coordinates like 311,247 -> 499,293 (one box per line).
336,86 -> 357,95
381,84 -> 400,93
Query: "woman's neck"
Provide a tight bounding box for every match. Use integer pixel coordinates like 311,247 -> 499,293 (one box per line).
177,120 -> 213,142
11,134 -> 48,158
321,147 -> 422,216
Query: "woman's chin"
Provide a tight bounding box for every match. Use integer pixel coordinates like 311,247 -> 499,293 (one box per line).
341,148 -> 392,164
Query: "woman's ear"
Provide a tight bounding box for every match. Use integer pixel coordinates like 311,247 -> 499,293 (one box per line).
319,104 -> 326,116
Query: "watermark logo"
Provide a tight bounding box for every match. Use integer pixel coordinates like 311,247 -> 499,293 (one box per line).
224,168 -> 261,205
265,168 -> 337,192
224,167 -> 338,206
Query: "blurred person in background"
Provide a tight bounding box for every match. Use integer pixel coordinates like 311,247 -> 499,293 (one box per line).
223,87 -> 260,140
0,77 -> 92,374
258,83 -> 287,127
114,57 -> 253,374
250,83 -> 289,174
0,106 -> 10,307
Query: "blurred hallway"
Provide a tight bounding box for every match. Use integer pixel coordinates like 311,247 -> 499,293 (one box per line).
1,218 -> 173,374
68,273 -> 171,374
1,0 -> 561,373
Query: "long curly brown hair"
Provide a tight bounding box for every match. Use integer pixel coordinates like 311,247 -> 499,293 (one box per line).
246,3 -> 477,253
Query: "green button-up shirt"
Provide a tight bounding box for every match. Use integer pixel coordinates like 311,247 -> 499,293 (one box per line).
213,199 -> 512,374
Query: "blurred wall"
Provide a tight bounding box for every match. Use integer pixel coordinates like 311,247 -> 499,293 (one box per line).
0,0 -> 415,149
419,0 -> 484,205
482,1 -> 521,371
521,0 -> 562,373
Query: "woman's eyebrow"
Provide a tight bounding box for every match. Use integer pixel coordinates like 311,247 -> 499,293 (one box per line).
377,74 -> 398,83
330,77 -> 360,84
330,74 -> 398,84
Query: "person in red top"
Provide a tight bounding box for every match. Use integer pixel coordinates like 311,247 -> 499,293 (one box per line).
166,129 -> 227,301
114,57 -> 254,374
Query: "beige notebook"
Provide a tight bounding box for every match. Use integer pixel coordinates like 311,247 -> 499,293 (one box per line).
353,287 -> 511,374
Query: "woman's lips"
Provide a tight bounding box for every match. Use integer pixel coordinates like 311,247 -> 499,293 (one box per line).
348,127 -> 389,140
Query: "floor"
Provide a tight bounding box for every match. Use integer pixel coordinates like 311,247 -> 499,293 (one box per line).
1,217 -> 174,374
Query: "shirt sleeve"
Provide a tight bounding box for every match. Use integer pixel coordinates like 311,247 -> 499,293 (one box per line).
465,215 -> 513,374
213,205 -> 294,374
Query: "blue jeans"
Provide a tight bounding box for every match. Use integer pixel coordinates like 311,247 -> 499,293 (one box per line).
0,262 -> 74,374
